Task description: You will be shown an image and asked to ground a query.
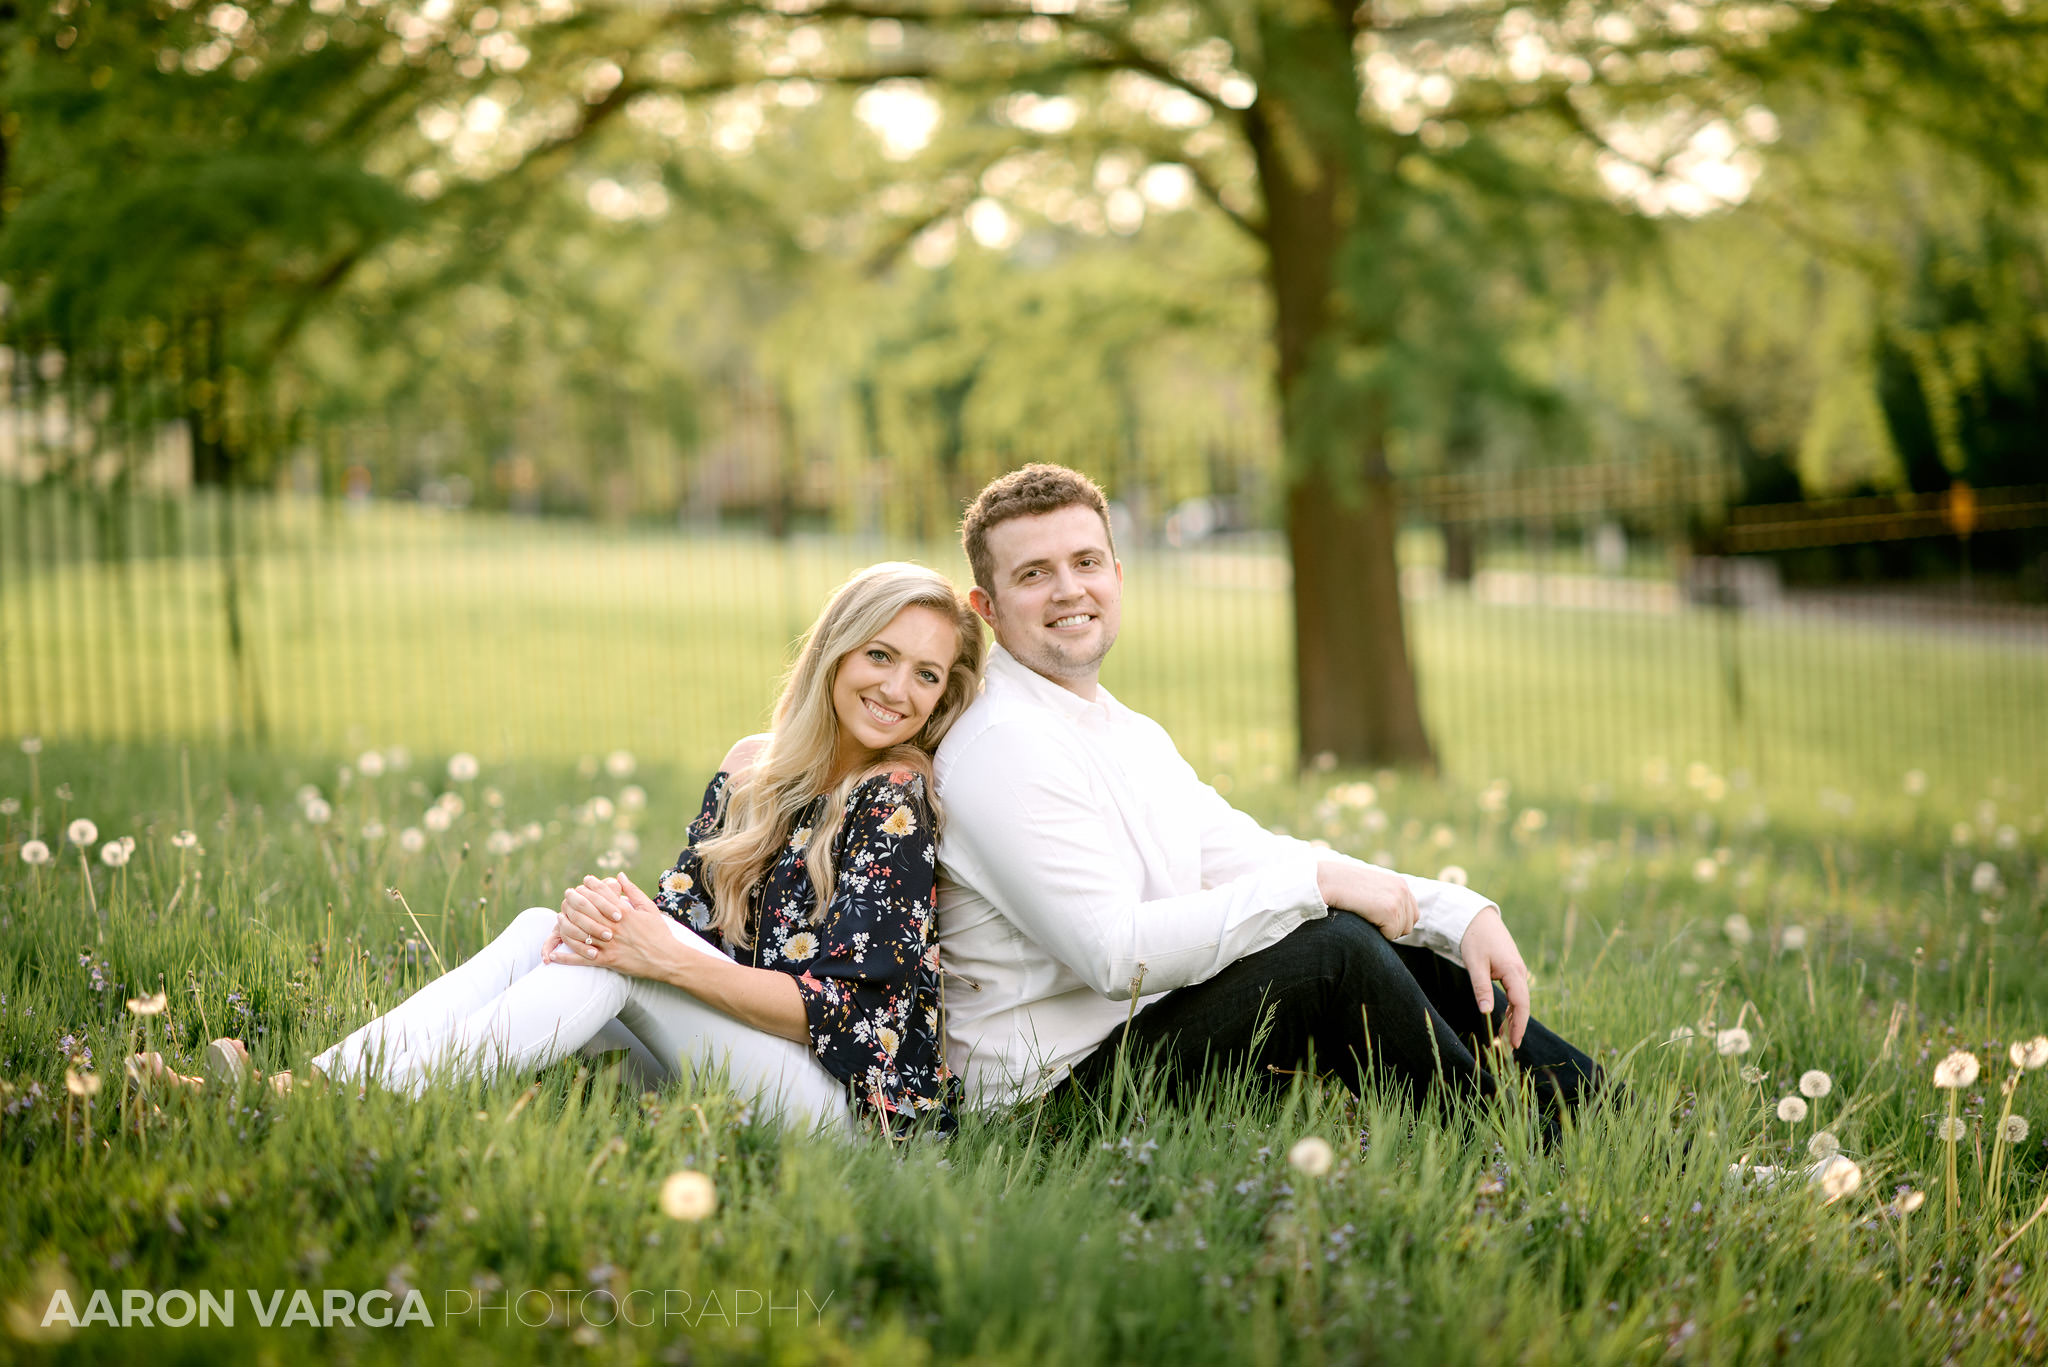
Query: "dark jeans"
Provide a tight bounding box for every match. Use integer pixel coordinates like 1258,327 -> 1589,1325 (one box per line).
1067,914 -> 1601,1123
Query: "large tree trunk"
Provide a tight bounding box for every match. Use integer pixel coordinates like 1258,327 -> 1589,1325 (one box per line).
1246,96 -> 1436,771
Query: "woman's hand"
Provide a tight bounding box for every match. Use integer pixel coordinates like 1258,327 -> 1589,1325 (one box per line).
550,874 -> 677,982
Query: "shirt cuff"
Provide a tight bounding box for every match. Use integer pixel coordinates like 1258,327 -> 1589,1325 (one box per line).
1312,850 -> 1493,960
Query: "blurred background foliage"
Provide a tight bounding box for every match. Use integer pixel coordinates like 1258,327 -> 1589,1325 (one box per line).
2,0 -> 2045,767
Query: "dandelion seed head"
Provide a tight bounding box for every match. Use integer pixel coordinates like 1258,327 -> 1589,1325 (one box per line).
1781,925 -> 1807,952
436,792 -> 465,819
1693,857 -> 1719,883
591,796 -> 615,823
1971,862 -> 2000,896
20,736 -> 42,755
596,849 -> 625,872
360,821 -> 386,843
1437,864 -> 1468,887
356,750 -> 386,778
126,992 -> 167,1016
98,841 -> 129,867
2013,1037 -> 2048,1071
1898,1189 -> 1925,1214
1716,1027 -> 1753,1057
399,827 -> 426,854
1777,1095 -> 1808,1123
1807,1130 -> 1840,1159
1951,822 -> 1973,846
0,798 -> 17,815
1902,769 -> 1927,797
1722,914 -> 1752,946
171,830 -> 198,849
448,753 -> 480,783
606,750 -> 637,779
619,785 -> 647,812
303,798 -> 332,826
1995,824 -> 2018,850
1430,824 -> 1455,849
1937,1117 -> 1967,1142
20,839 -> 51,866
1933,1051 -> 1980,1090
521,822 -> 543,843
66,818 -> 97,847
485,830 -> 517,857
423,807 -> 453,834
1799,1069 -> 1832,1098
1739,1065 -> 1766,1086
658,1169 -> 717,1221
1287,1136 -> 1335,1178
1812,1154 -> 1861,1202
2002,1114 -> 2029,1143
1668,1025 -> 1697,1044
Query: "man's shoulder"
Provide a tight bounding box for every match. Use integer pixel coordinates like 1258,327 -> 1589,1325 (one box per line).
935,672 -> 1075,785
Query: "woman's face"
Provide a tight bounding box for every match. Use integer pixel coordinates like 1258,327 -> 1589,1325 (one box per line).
830,604 -> 958,762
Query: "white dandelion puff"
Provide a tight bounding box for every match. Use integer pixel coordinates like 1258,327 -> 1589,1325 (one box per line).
171,830 -> 199,849
1799,1070 -> 1832,1098
1723,914 -> 1753,946
303,798 -> 332,826
399,827 -> 426,854
1693,857 -> 1719,883
356,750 -> 386,778
1937,1117 -> 1967,1142
361,821 -> 387,842
1807,1130 -> 1840,1159
1777,1095 -> 1808,1123
423,806 -> 453,833
1287,1136 -> 1335,1178
2012,1037 -> 2048,1071
1811,1155 -> 1861,1202
1437,864 -> 1468,887
1933,1051 -> 1980,1089
67,818 -> 98,847
98,841 -> 130,868
619,785 -> 647,812
21,839 -> 51,866
657,1170 -> 716,1221
448,753 -> 480,783
485,830 -> 517,857
1970,862 -> 2000,896
1781,925 -> 1808,952
1716,1028 -> 1753,1056
2002,1114 -> 2029,1144
606,750 -> 637,779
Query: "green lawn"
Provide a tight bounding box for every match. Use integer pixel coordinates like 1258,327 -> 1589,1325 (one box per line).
0,495 -> 2044,1363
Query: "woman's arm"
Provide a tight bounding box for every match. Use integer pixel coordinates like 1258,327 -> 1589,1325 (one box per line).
553,873 -> 810,1042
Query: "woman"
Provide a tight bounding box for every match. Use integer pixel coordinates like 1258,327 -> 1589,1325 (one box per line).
191,562 -> 984,1134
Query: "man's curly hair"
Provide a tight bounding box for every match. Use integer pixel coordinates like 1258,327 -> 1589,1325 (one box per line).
959,464 -> 1115,596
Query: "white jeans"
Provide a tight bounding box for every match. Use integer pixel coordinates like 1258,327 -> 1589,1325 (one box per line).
312,907 -> 853,1132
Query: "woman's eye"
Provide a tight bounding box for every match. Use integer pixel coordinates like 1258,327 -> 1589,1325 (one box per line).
867,648 -> 889,662
919,670 -> 940,685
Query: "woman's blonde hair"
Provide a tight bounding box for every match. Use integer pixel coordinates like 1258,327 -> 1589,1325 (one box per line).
697,562 -> 985,947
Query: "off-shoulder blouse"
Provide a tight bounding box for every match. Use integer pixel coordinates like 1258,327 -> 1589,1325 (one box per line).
650,768 -> 958,1134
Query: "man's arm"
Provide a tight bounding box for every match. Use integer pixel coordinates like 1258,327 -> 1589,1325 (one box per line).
939,723 -> 1331,1000
1177,751 -> 1491,959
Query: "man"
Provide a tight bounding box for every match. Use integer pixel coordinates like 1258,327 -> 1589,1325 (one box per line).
934,464 -> 1599,1117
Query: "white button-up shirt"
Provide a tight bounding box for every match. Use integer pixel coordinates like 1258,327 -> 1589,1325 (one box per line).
934,645 -> 1497,1105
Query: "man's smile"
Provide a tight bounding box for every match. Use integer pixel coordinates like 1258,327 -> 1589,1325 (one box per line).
1046,613 -> 1096,630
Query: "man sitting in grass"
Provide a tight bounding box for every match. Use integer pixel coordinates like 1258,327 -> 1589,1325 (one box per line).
934,464 -> 1601,1124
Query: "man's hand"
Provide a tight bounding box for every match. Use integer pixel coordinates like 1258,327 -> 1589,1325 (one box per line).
1316,862 -> 1419,941
1458,906 -> 1530,1049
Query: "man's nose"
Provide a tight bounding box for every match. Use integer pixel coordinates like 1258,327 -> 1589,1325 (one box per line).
1049,567 -> 1085,601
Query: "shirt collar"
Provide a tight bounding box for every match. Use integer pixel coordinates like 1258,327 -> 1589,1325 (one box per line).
987,644 -> 1118,724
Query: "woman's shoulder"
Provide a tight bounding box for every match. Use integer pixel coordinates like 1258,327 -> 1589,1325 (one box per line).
719,732 -> 773,780
845,764 -> 931,822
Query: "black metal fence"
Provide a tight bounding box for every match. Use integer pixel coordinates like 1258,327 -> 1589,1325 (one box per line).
5,447 -> 2045,821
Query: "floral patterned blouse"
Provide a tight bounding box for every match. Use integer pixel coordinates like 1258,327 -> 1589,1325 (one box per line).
651,767 -> 959,1135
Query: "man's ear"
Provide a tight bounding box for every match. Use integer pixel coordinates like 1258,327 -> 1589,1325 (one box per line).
967,585 -> 996,628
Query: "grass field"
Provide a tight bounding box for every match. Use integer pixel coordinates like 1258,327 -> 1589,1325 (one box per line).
1,496 -> 2045,1363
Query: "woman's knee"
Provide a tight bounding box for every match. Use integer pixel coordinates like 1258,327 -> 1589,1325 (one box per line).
512,905 -> 559,940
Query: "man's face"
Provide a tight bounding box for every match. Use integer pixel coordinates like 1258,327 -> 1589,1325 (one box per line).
971,504 -> 1122,692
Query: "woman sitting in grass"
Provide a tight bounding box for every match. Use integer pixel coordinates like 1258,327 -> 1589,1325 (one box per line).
139,563 -> 984,1135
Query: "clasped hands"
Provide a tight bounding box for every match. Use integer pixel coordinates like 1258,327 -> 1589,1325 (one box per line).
1315,861 -> 1532,1048
545,872 -> 675,980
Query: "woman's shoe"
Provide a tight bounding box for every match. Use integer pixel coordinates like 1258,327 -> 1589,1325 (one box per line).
204,1038 -> 295,1095
124,1051 -> 204,1093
